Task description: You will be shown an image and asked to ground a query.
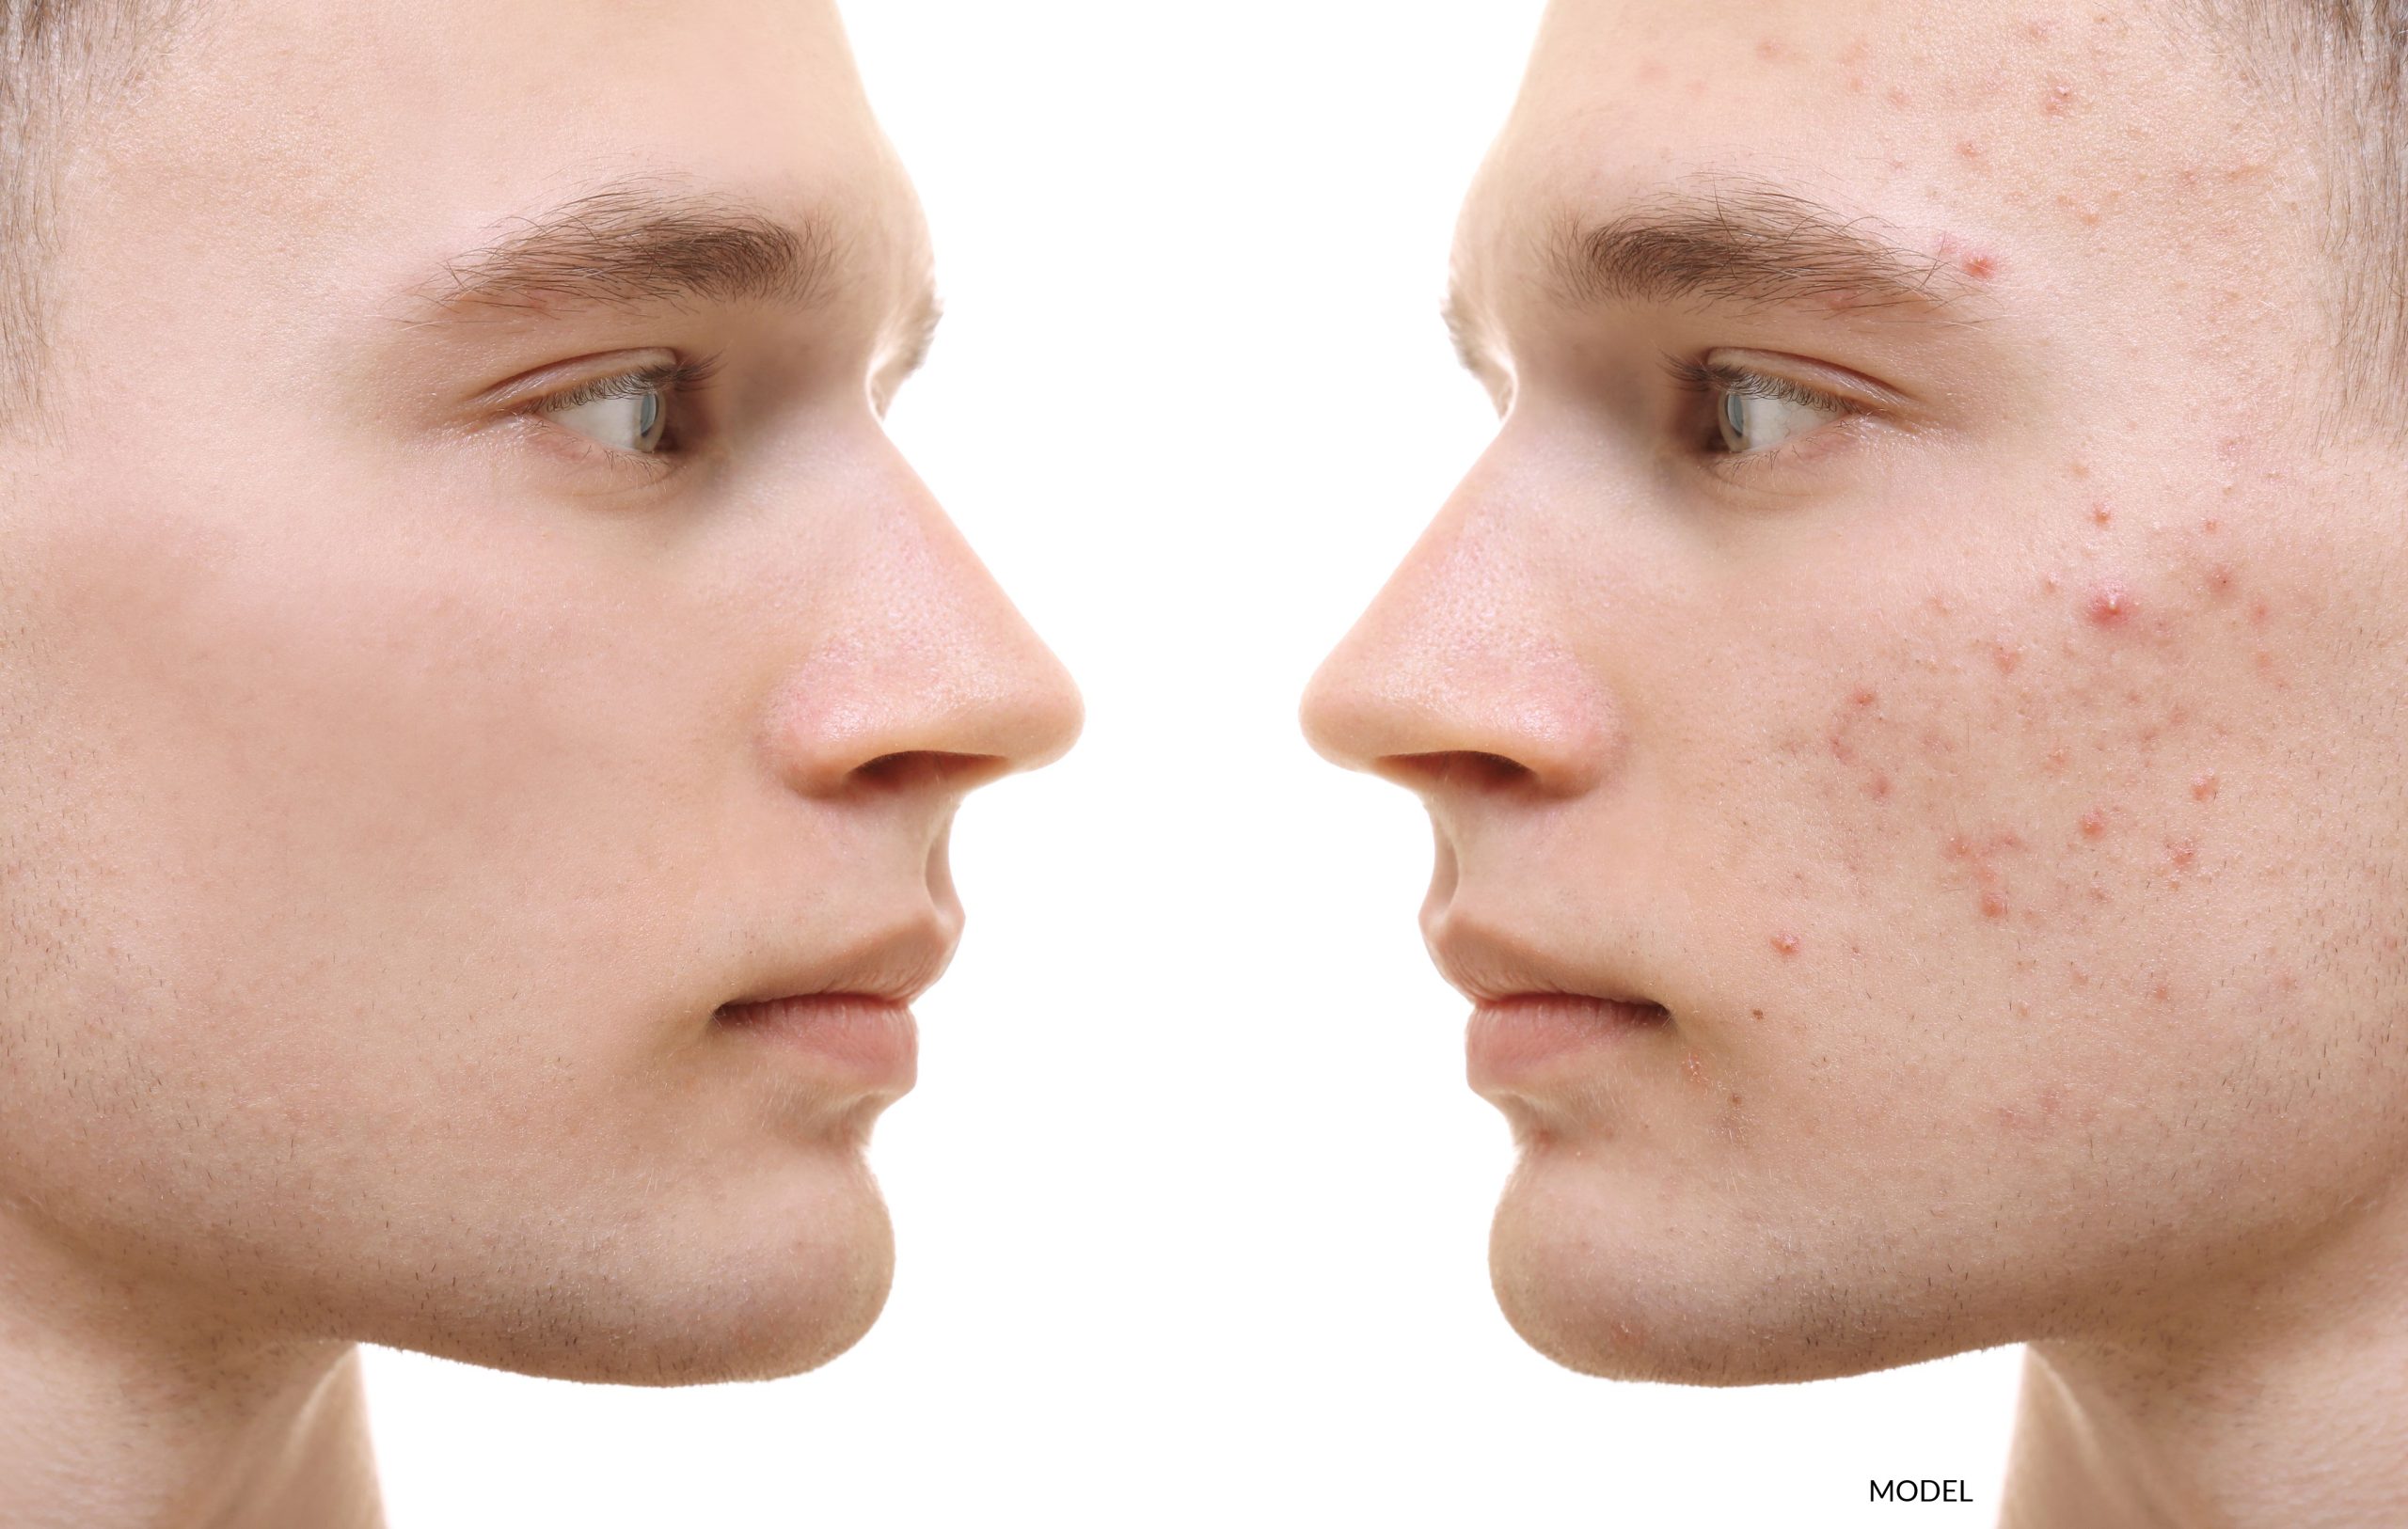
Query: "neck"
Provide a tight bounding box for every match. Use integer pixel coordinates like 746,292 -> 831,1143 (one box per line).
1999,1196 -> 2408,1528
0,1214 -> 383,1529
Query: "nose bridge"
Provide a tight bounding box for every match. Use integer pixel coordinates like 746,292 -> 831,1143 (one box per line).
768,445 -> 1082,795
1301,445 -> 1620,792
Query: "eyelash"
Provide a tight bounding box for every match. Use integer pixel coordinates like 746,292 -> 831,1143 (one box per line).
519,353 -> 725,481
1661,354 -> 1864,475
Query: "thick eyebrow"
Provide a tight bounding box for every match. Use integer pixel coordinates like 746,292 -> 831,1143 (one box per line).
1549,181 -> 1960,313
404,180 -> 841,321
1446,178 -> 1974,376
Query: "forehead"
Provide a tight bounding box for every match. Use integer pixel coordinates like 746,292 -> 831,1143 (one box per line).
72,0 -> 927,327
1457,0 -> 2318,333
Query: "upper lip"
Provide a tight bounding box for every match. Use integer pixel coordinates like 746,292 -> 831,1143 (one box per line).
718,906 -> 961,1010
1425,904 -> 1661,1010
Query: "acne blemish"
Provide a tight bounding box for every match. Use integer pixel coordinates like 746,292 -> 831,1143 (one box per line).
2085,579 -> 2132,626
1682,1049 -> 1708,1086
1885,85 -> 1912,107
1850,686 -> 1878,707
2206,563 -> 2235,596
1980,890 -> 2010,919
2043,80 -> 2075,115
2091,501 -> 2113,526
1991,638 -> 2023,674
2151,979 -> 2173,1004
1867,771 -> 1893,800
2069,962 -> 2089,986
2201,516 -> 2221,534
2080,808 -> 2108,839
1771,931 -> 1801,956
2249,598 -> 2271,626
2167,837 -> 2198,869
2191,771 -> 2220,802
2044,746 -> 2070,773
1751,1008 -> 1766,1020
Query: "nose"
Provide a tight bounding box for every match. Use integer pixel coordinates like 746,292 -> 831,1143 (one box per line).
764,449 -> 1083,801
1298,459 -> 1620,800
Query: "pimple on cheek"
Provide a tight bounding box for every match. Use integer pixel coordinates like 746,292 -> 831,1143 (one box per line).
2084,579 -> 2132,626
1770,931 -> 1801,956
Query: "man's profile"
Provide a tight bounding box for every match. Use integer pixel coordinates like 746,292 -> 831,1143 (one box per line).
0,0 -> 1080,1522
1302,1 -> 2408,1521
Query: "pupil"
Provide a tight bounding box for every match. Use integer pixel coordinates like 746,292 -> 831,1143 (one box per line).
1721,392 -> 1748,449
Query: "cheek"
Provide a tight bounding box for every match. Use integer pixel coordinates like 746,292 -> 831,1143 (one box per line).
1697,505 -> 2341,1127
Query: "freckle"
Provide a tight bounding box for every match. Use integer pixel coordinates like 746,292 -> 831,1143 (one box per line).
1771,931 -> 1800,955
2081,808 -> 2108,838
1980,889 -> 2009,919
2091,501 -> 2113,526
2085,579 -> 2132,626
2191,771 -> 2219,801
1728,1092 -> 1744,1107
2067,460 -> 2091,479
1751,1008 -> 1766,1020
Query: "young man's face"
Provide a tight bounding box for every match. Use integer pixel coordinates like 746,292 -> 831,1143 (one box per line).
1305,0 -> 2408,1382
0,0 -> 1079,1381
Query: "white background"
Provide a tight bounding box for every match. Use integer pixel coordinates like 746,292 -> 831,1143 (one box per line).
365,3 -> 2023,1523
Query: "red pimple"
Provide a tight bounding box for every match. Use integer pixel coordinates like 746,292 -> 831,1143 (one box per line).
1850,686 -> 1878,707
2249,598 -> 2271,625
1867,771 -> 1893,799
2080,808 -> 2108,839
2202,516 -> 2221,534
2085,579 -> 2132,626
1771,931 -> 1800,955
2191,770 -> 2220,802
2151,980 -> 2172,1003
1961,251 -> 1998,280
2043,81 -> 2075,114
2167,837 -> 2197,868
1991,638 -> 2023,673
1980,890 -> 2010,919
2206,563 -> 2235,596
2068,962 -> 2090,986
2044,746 -> 2070,773
2091,501 -> 2113,526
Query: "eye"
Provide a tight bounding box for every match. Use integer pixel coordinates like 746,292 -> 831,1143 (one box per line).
1715,382 -> 1839,455
530,355 -> 721,459
1666,354 -> 1863,465
550,380 -> 668,453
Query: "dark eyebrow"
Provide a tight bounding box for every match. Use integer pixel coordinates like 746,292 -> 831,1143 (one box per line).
1551,181 -> 1964,313
405,179 -> 841,321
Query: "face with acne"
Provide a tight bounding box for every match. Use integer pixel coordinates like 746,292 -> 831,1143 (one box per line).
1303,0 -> 2408,1381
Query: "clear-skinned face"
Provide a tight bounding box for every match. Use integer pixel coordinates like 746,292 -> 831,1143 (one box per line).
0,0 -> 1080,1382
1302,0 -> 2408,1382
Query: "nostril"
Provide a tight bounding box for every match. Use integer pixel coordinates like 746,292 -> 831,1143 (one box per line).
1381,749 -> 1535,792
854,749 -> 1011,793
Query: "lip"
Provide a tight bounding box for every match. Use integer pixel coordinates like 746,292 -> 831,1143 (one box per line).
1466,993 -> 1668,1093
714,993 -> 919,1091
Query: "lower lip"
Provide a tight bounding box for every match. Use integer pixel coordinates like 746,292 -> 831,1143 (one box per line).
714,994 -> 918,1089
1466,994 -> 1667,1089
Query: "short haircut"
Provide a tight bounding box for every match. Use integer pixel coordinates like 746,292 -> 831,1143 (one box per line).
2193,0 -> 2408,435
0,1 -> 188,419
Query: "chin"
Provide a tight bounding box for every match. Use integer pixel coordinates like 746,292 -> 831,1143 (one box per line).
1486,1157 -> 1954,1388
378,1169 -> 900,1387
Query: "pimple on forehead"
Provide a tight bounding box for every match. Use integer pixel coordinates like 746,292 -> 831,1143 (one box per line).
1935,231 -> 2000,281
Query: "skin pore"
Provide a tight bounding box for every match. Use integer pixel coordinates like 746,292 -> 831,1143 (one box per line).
0,1 -> 1080,1523
1302,0 -> 2408,1522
